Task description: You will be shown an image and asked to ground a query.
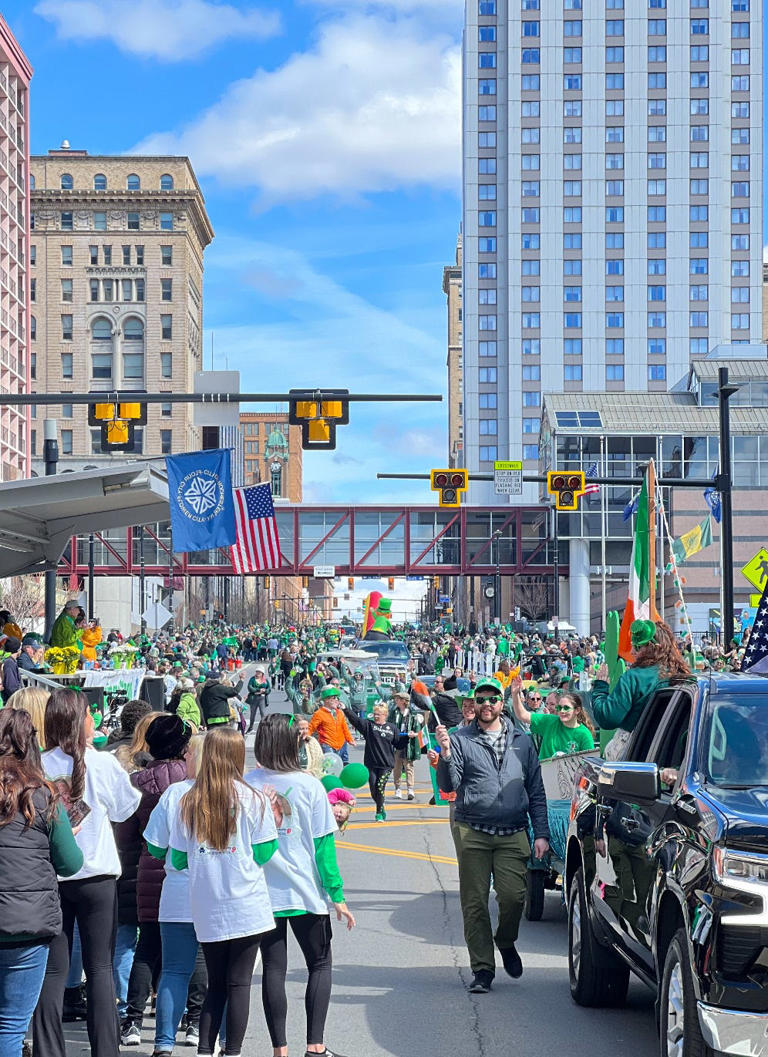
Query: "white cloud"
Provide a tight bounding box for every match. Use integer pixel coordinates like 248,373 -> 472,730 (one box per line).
134,16 -> 461,201
34,0 -> 281,61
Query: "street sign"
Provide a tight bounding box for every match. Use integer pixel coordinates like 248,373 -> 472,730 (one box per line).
740,549 -> 768,592
494,460 -> 523,495
141,602 -> 173,629
438,594 -> 449,603
193,371 -> 240,427
313,564 -> 336,578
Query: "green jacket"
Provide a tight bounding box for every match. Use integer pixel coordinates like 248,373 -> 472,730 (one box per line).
590,665 -> 663,732
176,691 -> 201,728
50,612 -> 80,650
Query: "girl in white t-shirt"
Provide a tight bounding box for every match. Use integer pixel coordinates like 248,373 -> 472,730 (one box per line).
33,687 -> 141,1057
247,714 -> 355,1057
169,727 -> 277,1057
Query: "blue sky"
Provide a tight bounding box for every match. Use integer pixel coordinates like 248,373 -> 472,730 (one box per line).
4,0 -> 463,502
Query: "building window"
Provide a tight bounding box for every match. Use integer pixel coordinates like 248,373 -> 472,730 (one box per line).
61,429 -> 73,454
136,245 -> 144,265
479,394 -> 497,409
160,212 -> 174,231
522,417 -> 540,433
479,341 -> 497,356
135,279 -> 145,302
94,212 -> 107,230
160,173 -> 174,190
94,173 -> 107,190
564,364 -> 582,381
60,212 -> 73,231
122,279 -> 133,302
161,402 -> 172,417
606,364 -> 624,381
648,365 -> 666,381
161,352 -> 172,378
479,52 -> 497,68
479,446 -> 498,462
61,353 -> 73,378
91,318 -> 114,380
161,278 -> 173,301
89,279 -> 100,302
61,315 -> 73,340
127,174 -> 140,191
123,318 -> 145,379
127,213 -> 140,230
60,173 -> 73,190
160,430 -> 172,454
522,445 -> 538,460
30,316 -> 36,341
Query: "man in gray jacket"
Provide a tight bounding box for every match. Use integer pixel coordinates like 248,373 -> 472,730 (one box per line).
436,676 -> 549,994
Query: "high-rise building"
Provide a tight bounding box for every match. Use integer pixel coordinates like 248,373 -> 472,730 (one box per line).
29,147 -> 214,469
462,0 -> 763,503
0,18 -> 31,481
443,233 -> 463,469
239,412 -> 303,501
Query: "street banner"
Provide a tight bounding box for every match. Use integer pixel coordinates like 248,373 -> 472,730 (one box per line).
670,515 -> 713,567
165,449 -> 236,553
83,668 -> 144,700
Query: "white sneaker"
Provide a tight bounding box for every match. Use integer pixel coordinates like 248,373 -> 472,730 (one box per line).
394,788 -> 403,799
407,790 -> 415,801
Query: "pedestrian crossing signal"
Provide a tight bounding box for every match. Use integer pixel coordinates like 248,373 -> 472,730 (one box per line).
430,468 -> 468,508
547,471 -> 585,511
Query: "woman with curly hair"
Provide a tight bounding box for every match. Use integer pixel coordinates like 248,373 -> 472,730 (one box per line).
592,619 -> 691,736
510,681 -> 594,760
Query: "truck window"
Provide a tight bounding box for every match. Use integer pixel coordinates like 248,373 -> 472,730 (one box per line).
704,696 -> 768,787
625,687 -> 678,761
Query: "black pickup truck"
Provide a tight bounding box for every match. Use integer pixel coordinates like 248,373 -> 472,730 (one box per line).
566,673 -> 768,1057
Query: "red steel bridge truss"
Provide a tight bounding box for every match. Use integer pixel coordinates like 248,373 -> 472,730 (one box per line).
59,505 -> 560,580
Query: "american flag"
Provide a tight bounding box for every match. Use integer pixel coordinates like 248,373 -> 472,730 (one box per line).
741,579 -> 768,675
584,462 -> 600,495
230,484 -> 282,574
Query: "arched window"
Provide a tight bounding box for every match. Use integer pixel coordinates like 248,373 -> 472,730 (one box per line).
29,173 -> 35,190
60,173 -> 73,190
126,173 -> 140,191
90,317 -> 114,381
160,173 -> 174,190
122,317 -> 145,380
93,173 -> 107,190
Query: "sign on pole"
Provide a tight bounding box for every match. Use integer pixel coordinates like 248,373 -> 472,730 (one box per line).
740,548 -> 768,592
494,460 -> 523,495
313,564 -> 336,579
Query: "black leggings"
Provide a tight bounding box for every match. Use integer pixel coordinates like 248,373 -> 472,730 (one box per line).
33,875 -> 119,1057
199,934 -> 262,1056
261,914 -> 333,1048
369,767 -> 392,813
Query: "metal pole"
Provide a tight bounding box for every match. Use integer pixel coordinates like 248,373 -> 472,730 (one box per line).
139,526 -> 146,635
718,366 -> 738,647
167,526 -> 174,635
600,436 -> 607,633
87,534 -> 95,620
494,534 -> 501,625
552,506 -> 560,643
43,420 -> 58,640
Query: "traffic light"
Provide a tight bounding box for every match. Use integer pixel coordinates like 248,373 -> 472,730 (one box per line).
302,576 -> 309,588
547,471 -> 586,511
264,576 -> 270,589
88,401 -> 147,452
289,389 -> 350,450
433,576 -> 440,589
430,468 -> 468,508
387,577 -> 395,591
347,577 -> 354,590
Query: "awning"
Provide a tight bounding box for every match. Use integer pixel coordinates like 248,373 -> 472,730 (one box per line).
0,463 -> 169,578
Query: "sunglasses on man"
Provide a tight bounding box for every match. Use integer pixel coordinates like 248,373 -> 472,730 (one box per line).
529,694 -> 542,702
476,694 -> 501,704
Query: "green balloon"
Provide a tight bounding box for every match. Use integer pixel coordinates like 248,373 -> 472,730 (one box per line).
340,763 -> 369,790
321,775 -> 343,792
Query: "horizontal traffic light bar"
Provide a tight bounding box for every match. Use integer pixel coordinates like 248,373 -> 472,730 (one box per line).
0,391 -> 443,406
377,472 -> 717,489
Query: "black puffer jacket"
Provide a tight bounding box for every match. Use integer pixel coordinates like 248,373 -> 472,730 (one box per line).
199,680 -> 241,725
120,758 -> 188,922
114,755 -> 151,926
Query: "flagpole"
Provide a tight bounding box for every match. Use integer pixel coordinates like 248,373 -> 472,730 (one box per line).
600,435 -> 607,633
647,459 -> 660,621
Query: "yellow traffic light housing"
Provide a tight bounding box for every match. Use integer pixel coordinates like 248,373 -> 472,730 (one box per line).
547,471 -> 585,511
88,400 -> 147,452
289,389 -> 350,450
430,468 -> 468,508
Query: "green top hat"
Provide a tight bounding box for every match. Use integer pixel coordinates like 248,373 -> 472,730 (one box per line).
375,598 -> 392,615
630,619 -> 657,648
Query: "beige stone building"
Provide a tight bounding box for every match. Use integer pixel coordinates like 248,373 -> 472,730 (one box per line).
29,146 -> 213,468
239,411 -> 303,501
443,232 -> 463,469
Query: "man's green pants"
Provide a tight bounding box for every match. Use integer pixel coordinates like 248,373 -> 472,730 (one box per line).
454,823 -> 529,974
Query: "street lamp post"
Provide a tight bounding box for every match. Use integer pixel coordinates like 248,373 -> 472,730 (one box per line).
43,420 -> 58,639
492,528 -> 503,626
718,366 -> 739,645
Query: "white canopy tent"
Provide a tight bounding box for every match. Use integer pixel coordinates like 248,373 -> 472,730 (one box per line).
0,463 -> 169,578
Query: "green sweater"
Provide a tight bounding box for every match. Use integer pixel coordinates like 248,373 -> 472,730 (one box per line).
590,665 -> 663,732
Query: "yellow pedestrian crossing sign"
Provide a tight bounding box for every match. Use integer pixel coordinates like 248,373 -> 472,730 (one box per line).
741,548 -> 768,592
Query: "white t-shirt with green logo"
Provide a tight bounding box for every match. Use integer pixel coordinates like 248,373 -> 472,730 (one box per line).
143,779 -> 193,923
245,766 -> 336,916
168,781 -> 277,943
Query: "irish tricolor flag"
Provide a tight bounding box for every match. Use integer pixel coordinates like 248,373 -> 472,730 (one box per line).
618,462 -> 658,660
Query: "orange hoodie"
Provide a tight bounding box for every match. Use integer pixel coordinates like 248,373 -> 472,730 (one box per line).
308,706 -> 355,750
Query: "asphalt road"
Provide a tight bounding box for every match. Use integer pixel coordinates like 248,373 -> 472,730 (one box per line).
63,684 -> 658,1057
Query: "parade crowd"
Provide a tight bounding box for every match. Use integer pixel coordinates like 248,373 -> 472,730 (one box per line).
0,597 -> 744,1053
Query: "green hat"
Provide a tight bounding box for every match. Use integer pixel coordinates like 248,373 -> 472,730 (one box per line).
460,689 -> 475,701
630,619 -> 657,648
475,677 -> 503,696
321,686 -> 341,699
375,598 -> 392,615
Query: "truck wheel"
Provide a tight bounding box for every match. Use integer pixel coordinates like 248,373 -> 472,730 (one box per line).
568,868 -> 629,1008
659,928 -> 713,1057
525,868 -> 545,921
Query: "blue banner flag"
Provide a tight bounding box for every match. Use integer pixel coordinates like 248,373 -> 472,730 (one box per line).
703,487 -> 722,524
165,449 -> 236,553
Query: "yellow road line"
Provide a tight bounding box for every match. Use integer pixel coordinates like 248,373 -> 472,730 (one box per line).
336,841 -> 457,865
347,819 -> 450,830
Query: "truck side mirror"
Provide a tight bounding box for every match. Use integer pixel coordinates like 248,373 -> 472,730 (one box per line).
597,761 -> 660,803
